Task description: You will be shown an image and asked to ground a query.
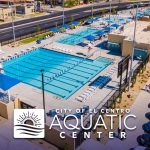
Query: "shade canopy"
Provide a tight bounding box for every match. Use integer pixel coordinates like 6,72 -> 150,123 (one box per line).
70,21 -> 80,25
49,27 -> 60,32
95,30 -> 105,36
103,26 -> 114,32
0,74 -> 20,91
77,42 -> 88,47
111,24 -> 120,28
86,18 -> 96,23
61,24 -> 70,29
85,35 -> 96,41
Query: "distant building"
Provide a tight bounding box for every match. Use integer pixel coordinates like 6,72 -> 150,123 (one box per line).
0,0 -> 34,4
0,0 -> 35,18
0,5 -> 16,21
16,3 -> 35,15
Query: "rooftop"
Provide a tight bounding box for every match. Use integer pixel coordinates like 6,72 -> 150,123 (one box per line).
110,21 -> 150,44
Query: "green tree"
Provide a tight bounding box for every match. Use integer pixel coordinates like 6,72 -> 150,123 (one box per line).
35,25 -> 41,35
70,16 -> 74,22
54,22 -> 58,27
101,9 -> 107,16
112,8 -> 117,14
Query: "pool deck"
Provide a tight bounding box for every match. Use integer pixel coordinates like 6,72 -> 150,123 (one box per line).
0,13 -> 141,136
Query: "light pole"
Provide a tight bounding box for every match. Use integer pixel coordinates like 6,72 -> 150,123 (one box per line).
109,0 -> 112,32
41,69 -> 46,123
128,3 -> 139,89
9,2 -> 16,45
62,0 -> 65,25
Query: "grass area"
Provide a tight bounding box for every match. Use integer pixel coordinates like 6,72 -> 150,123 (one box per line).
20,31 -> 53,44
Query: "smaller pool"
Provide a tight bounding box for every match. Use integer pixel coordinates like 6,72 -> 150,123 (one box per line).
96,40 -> 108,50
56,28 -> 99,45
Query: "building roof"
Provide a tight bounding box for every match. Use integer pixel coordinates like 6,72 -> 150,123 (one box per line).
110,21 -> 150,44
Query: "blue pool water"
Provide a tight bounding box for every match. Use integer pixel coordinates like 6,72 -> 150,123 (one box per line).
3,48 -> 112,99
104,17 -> 132,24
134,48 -> 148,60
96,41 -> 121,56
56,28 -> 99,45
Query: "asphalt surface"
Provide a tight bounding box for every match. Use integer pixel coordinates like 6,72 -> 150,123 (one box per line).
0,1 -> 149,43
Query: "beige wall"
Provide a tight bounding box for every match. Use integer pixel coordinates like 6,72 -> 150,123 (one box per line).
108,33 -> 150,61
0,7 -> 16,21
16,5 -> 34,15
25,5 -> 34,14
122,39 -> 133,56
0,101 -> 14,119
122,39 -> 150,58
0,98 -> 21,119
108,33 -> 126,52
45,125 -> 74,150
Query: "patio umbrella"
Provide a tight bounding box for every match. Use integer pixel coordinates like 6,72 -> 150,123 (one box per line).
103,26 -> 114,32
111,24 -> 120,28
86,18 -> 95,23
49,27 -> 60,32
85,35 -> 96,41
95,30 -> 105,36
61,24 -> 70,29
77,42 -> 88,47
70,21 -> 80,25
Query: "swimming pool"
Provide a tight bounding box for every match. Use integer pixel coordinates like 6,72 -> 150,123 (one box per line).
56,28 -> 99,45
3,48 -> 112,99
